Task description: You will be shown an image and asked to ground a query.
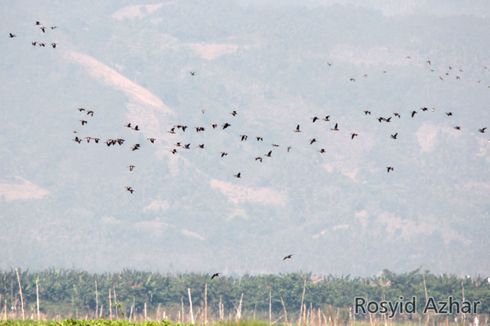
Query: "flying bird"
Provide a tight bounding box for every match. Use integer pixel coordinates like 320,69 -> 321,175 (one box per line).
131,144 -> 140,151
221,152 -> 228,158
40,26 -> 46,33
454,126 -> 461,130
231,110 -> 238,116
322,115 -> 330,121
234,172 -> 241,178
126,186 -> 134,194
147,138 -> 156,143
331,123 -> 339,131
394,113 -> 401,118
265,150 -> 272,157
479,127 -> 487,133
211,273 -> 220,280
319,148 -> 326,154
129,165 -> 135,172
86,110 -> 94,116
387,167 -> 394,173
312,116 -> 319,123
283,254 -> 293,261
51,43 -> 56,48
446,112 -> 453,116
255,157 -> 263,162
351,133 -> 358,140
294,124 -> 301,133
240,135 -> 248,141
80,120 -> 87,126
411,111 -> 417,118
309,138 -> 317,145
391,133 -> 398,140
198,144 -> 205,149
222,123 -> 231,130
256,136 -> 263,141
364,110 -> 371,115
9,33 -> 16,38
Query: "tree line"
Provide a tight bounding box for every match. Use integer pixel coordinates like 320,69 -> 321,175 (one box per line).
0,269 -> 488,320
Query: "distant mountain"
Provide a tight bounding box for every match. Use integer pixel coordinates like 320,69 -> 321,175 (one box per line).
0,0 -> 489,276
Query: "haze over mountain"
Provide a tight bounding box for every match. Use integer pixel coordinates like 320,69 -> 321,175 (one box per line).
1,0 -> 489,276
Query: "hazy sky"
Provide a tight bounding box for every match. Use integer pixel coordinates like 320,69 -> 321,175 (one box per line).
1,0 -> 489,276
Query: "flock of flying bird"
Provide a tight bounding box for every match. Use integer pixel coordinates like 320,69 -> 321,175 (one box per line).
9,21 -> 58,48
9,20 -> 490,277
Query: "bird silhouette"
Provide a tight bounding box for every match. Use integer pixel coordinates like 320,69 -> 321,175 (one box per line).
31,41 -> 37,46
255,157 -> 263,162
190,71 -> 196,76
221,152 -> 228,158
171,149 -> 177,154
331,123 -> 339,131
198,144 -> 205,149
479,127 -> 487,133
212,124 -> 218,129
86,110 -> 94,116
287,146 -> 292,152
256,136 -> 263,141
272,144 -> 279,147
265,150 -> 272,157
147,138 -> 156,143
364,111 -> 371,115
411,111 -> 417,118
51,43 -> 56,48
129,165 -> 135,172
231,110 -> 238,116
240,135 -> 248,141
283,254 -> 293,261
234,172 -> 241,178
80,120 -> 87,126
351,133 -> 358,140
183,144 -> 191,149
387,167 -> 394,173
446,112 -> 453,116
394,113 -> 401,118
73,137 -> 82,144
131,144 -> 140,151
322,115 -> 330,122
222,123 -> 231,130
454,126 -> 461,130
391,133 -> 398,139
125,123 -> 132,128
310,138 -> 317,145
126,186 -> 134,194
319,148 -> 326,154
40,27 -> 46,33
211,273 -> 220,280
294,124 -> 301,132
312,117 -> 319,123
35,21 -> 41,25
9,33 -> 16,38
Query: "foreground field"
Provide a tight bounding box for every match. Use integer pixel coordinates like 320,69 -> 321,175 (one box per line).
0,321 -> 477,326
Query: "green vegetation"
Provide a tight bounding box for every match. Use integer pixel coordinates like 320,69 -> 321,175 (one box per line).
0,269 -> 488,323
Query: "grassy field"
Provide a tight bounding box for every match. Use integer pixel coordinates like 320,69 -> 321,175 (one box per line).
0,320 -> 482,326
